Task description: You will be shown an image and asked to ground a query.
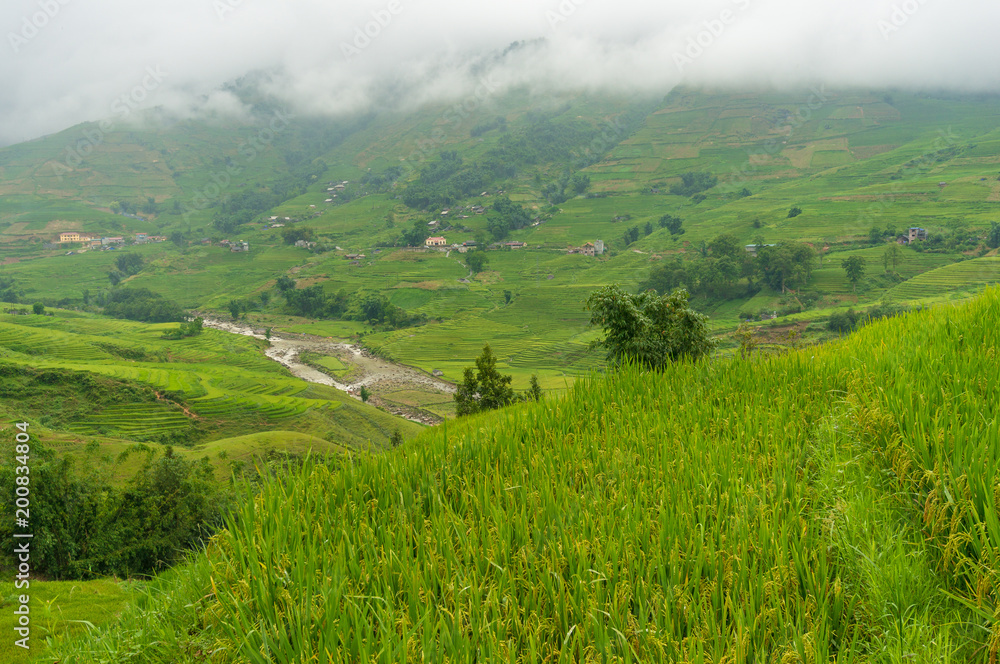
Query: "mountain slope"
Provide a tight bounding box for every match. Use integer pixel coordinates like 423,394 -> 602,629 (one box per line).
47,287 -> 1000,663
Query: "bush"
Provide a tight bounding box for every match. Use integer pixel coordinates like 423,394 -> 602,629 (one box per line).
586,285 -> 716,369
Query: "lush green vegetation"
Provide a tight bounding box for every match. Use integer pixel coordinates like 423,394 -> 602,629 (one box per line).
45,288 -> 1000,662
4,88 -> 1000,389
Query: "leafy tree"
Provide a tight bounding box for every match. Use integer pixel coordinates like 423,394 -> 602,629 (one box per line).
115,252 -> 145,276
503,290 -> 512,305
359,386 -> 371,403
170,231 -> 185,248
882,244 -> 903,272
738,187 -> 752,198
708,233 -> 743,261
757,243 -> 815,293
841,255 -> 866,292
275,275 -> 296,293
32,302 -> 45,315
735,322 -> 758,360
988,221 -> 1000,249
389,429 -> 404,447
108,271 -> 124,286
454,344 -> 516,416
787,207 -> 803,218
623,226 -> 640,245
400,220 -> 428,247
466,252 -> 489,274
0,276 -> 22,303
527,375 -> 542,402
658,214 -> 684,235
869,226 -> 883,245
227,299 -> 242,320
102,288 -> 185,323
570,173 -> 591,195
586,285 -> 716,370
281,227 -> 316,245
670,172 -> 717,196
643,221 -> 654,236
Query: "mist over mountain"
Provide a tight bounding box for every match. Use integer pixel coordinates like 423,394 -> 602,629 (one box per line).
3,0 -> 1000,146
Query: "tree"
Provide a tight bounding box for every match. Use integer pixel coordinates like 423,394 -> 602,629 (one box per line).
115,252 -> 145,276
643,221 -> 654,236
585,285 -> 716,370
527,375 -> 542,402
389,429 -> 404,447
841,255 -> 866,292
275,276 -> 296,293
658,214 -> 684,235
623,226 -> 640,246
787,207 -> 803,218
757,243 -> 815,293
359,386 -> 371,403
466,252 -> 488,274
454,344 -> 516,416
108,271 -> 124,286
170,231 -> 185,248
735,322 -> 758,360
869,226 -> 883,245
281,227 -> 316,245
32,302 -> 45,315
882,244 -> 903,272
227,299 -> 241,320
987,221 -> 1000,249
503,290 -> 512,305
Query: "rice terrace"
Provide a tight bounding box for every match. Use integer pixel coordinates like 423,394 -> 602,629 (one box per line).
3,1 -> 1000,661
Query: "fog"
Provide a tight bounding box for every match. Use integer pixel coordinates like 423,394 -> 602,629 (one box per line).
2,0 -> 999,146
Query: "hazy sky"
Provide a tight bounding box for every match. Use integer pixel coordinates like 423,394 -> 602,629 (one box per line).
2,0 -> 999,146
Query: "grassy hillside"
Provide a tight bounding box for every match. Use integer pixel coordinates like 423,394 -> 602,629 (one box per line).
4,87 -> 1000,390
42,287 -> 1000,663
0,307 -> 421,460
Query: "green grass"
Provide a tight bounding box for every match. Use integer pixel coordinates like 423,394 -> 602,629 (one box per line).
0,309 -> 423,456
0,579 -> 136,664
47,287 -> 1000,663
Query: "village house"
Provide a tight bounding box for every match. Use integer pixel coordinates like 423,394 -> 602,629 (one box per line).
908,227 -> 928,243
230,241 -> 250,253
503,241 -> 527,250
135,233 -> 148,243
425,236 -> 447,247
582,242 -> 596,257
744,243 -> 777,256
58,232 -> 91,243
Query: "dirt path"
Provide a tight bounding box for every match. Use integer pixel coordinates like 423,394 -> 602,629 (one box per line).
202,318 -> 456,424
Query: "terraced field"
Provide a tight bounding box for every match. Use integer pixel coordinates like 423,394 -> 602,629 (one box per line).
887,256 -> 1000,300
0,310 -> 421,449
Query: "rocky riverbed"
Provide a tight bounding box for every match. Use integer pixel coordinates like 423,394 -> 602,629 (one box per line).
202,318 -> 455,425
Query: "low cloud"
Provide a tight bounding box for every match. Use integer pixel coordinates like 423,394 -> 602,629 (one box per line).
2,0 -> 999,146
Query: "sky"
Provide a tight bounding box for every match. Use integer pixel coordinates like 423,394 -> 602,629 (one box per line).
2,0 -> 1000,147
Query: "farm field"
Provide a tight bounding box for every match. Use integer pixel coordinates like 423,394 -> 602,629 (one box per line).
46,287 -> 1000,662
0,309 -> 422,460
2,88 -> 1000,392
